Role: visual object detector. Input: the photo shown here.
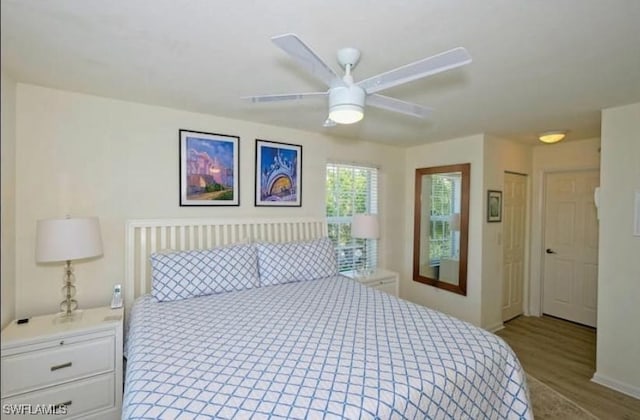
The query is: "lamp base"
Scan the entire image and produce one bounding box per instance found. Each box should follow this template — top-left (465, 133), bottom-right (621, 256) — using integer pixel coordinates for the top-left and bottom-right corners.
top-left (357, 268), bottom-right (374, 279)
top-left (53, 309), bottom-right (83, 324)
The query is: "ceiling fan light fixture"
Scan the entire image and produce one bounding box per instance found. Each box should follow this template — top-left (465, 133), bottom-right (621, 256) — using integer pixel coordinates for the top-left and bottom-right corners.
top-left (538, 130), bottom-right (567, 144)
top-left (247, 34), bottom-right (472, 127)
top-left (328, 85), bottom-right (365, 124)
top-left (329, 104), bottom-right (364, 124)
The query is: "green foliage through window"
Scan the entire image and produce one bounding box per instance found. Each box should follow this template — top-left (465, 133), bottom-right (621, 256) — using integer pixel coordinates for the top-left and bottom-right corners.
top-left (429, 174), bottom-right (459, 262)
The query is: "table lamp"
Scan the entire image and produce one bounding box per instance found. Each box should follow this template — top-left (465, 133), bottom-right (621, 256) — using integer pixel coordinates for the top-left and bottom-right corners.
top-left (36, 216), bottom-right (103, 322)
top-left (351, 213), bottom-right (379, 277)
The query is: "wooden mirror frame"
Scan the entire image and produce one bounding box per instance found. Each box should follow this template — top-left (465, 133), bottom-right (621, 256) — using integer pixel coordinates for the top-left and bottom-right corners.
top-left (413, 163), bottom-right (470, 295)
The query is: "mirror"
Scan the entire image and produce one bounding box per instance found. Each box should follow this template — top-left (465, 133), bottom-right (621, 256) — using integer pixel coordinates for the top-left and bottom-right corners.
top-left (413, 163), bottom-right (470, 295)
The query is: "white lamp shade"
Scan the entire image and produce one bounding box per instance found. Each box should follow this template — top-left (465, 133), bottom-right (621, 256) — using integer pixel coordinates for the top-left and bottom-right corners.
top-left (36, 217), bottom-right (103, 262)
top-left (351, 214), bottom-right (379, 239)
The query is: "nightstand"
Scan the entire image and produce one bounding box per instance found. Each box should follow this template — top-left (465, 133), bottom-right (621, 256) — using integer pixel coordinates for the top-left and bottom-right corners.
top-left (343, 268), bottom-right (400, 297)
top-left (1, 307), bottom-right (123, 419)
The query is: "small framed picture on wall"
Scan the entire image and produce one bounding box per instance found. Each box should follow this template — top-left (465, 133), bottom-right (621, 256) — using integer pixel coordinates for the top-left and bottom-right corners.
top-left (179, 129), bottom-right (240, 206)
top-left (487, 190), bottom-right (502, 222)
top-left (255, 139), bottom-right (302, 207)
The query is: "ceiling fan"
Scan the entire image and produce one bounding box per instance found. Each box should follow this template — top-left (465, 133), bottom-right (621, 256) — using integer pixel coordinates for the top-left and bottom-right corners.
top-left (244, 34), bottom-right (472, 127)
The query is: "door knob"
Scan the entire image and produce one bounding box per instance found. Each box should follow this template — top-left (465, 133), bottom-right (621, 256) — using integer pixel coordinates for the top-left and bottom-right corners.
top-left (546, 248), bottom-right (557, 254)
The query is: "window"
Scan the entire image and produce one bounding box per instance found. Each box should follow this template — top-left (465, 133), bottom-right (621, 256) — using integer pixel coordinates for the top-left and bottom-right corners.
top-left (326, 163), bottom-right (378, 272)
top-left (429, 173), bottom-right (461, 263)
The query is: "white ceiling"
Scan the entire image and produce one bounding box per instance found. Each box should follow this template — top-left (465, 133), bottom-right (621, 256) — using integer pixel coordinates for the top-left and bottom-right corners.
top-left (2, 1), bottom-right (639, 146)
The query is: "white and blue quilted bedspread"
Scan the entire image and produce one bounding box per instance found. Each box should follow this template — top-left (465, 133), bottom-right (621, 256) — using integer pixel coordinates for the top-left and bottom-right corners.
top-left (123, 276), bottom-right (531, 419)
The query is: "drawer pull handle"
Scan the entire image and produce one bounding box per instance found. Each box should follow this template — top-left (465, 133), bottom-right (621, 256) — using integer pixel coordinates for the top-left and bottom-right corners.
top-left (50, 362), bottom-right (72, 371)
top-left (56, 400), bottom-right (72, 408)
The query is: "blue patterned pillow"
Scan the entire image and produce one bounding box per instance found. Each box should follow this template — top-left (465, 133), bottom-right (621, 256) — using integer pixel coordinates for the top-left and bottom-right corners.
top-left (257, 237), bottom-right (338, 286)
top-left (150, 243), bottom-right (259, 302)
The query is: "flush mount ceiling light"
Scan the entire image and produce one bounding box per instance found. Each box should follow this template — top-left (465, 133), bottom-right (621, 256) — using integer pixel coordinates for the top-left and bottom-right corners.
top-left (538, 131), bottom-right (567, 144)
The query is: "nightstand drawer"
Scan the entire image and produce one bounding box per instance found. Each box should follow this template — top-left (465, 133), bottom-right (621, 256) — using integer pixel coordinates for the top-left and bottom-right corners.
top-left (1, 372), bottom-right (115, 419)
top-left (1, 335), bottom-right (114, 397)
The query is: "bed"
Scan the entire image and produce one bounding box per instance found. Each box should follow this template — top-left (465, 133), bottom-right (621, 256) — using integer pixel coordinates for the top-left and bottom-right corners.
top-left (122, 218), bottom-right (531, 419)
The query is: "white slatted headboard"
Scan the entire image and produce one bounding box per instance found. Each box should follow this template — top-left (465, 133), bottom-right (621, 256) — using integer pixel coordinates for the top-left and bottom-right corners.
top-left (124, 217), bottom-right (327, 310)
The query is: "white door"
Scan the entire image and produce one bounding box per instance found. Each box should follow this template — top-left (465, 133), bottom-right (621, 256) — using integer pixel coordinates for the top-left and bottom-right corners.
top-left (542, 170), bottom-right (599, 327)
top-left (502, 173), bottom-right (527, 321)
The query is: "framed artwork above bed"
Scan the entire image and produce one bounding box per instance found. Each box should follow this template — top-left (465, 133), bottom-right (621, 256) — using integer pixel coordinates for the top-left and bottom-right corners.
top-left (179, 129), bottom-right (239, 206)
top-left (255, 139), bottom-right (302, 207)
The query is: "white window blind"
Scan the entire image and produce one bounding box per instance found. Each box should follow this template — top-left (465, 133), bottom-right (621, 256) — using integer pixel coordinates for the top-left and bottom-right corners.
top-left (326, 163), bottom-right (378, 272)
top-left (429, 174), bottom-right (460, 263)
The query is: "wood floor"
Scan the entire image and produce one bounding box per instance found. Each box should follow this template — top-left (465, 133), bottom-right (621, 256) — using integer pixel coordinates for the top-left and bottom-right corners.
top-left (496, 315), bottom-right (640, 420)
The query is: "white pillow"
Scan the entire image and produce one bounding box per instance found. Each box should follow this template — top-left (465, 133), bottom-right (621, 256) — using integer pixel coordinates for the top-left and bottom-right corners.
top-left (257, 237), bottom-right (338, 286)
top-left (150, 243), bottom-right (259, 302)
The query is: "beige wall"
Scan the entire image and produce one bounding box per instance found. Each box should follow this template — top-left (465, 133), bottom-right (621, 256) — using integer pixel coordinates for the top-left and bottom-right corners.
top-left (1, 71), bottom-right (17, 328)
top-left (594, 102), bottom-right (640, 398)
top-left (404, 134), bottom-right (484, 326)
top-left (481, 136), bottom-right (532, 330)
top-left (403, 134), bottom-right (532, 329)
top-left (13, 84), bottom-right (404, 318)
top-left (529, 137), bottom-right (601, 315)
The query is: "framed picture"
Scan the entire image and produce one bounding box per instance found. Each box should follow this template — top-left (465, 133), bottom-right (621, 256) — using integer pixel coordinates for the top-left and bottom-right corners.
top-left (255, 139), bottom-right (302, 207)
top-left (487, 190), bottom-right (502, 222)
top-left (179, 129), bottom-right (239, 206)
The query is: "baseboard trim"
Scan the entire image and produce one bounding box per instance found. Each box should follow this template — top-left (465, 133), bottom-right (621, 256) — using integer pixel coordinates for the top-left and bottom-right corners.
top-left (592, 372), bottom-right (640, 399)
top-left (485, 322), bottom-right (504, 333)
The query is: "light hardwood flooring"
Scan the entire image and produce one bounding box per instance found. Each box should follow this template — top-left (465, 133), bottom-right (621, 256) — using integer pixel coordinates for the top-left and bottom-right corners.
top-left (496, 315), bottom-right (640, 420)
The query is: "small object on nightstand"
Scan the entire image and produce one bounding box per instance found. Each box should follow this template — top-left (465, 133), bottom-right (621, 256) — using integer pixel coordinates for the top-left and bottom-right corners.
top-left (110, 284), bottom-right (123, 309)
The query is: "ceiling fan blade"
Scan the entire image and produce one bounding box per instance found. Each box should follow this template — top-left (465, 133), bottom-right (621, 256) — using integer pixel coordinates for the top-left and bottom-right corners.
top-left (358, 47), bottom-right (472, 95)
top-left (367, 94), bottom-right (433, 119)
top-left (242, 92), bottom-right (327, 103)
top-left (271, 33), bottom-right (341, 87)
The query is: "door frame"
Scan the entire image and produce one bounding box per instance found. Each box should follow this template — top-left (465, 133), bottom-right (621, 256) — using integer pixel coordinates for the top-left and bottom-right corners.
top-left (530, 167), bottom-right (600, 317)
